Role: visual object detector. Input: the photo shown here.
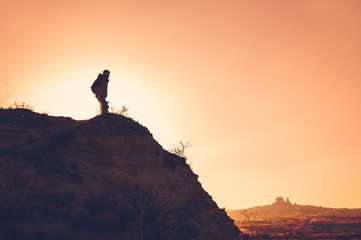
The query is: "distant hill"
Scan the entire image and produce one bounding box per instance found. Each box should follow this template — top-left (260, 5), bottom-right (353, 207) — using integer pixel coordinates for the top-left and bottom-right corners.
top-left (227, 197), bottom-right (361, 239)
top-left (0, 109), bottom-right (240, 240)
top-left (227, 197), bottom-right (361, 220)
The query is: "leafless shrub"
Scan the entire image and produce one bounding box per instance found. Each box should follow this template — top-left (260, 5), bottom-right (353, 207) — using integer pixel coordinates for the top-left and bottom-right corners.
top-left (109, 105), bottom-right (129, 116)
top-left (125, 185), bottom-right (159, 240)
top-left (9, 102), bottom-right (35, 111)
top-left (169, 140), bottom-right (192, 166)
top-left (241, 210), bottom-right (259, 239)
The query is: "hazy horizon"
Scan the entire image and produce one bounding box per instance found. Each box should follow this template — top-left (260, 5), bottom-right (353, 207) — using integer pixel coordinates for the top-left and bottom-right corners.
top-left (1, 0), bottom-right (360, 209)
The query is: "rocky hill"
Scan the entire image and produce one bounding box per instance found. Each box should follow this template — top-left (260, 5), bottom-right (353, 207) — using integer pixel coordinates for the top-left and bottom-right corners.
top-left (227, 197), bottom-right (361, 220)
top-left (0, 108), bottom-right (240, 240)
top-left (227, 197), bottom-right (361, 239)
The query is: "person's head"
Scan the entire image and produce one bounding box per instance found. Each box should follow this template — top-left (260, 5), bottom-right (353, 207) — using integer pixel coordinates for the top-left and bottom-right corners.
top-left (103, 70), bottom-right (110, 77)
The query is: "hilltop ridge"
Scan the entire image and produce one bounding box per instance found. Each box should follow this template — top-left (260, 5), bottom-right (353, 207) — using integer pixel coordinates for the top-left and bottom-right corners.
top-left (227, 197), bottom-right (361, 239)
top-left (0, 108), bottom-right (240, 240)
top-left (227, 197), bottom-right (361, 220)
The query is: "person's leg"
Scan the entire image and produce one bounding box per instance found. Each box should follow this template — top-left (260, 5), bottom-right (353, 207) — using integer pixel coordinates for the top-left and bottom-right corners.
top-left (96, 95), bottom-right (102, 114)
top-left (100, 97), bottom-right (109, 114)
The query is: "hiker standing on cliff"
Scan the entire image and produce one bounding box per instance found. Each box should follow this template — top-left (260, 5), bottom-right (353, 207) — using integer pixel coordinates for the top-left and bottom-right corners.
top-left (91, 70), bottom-right (110, 115)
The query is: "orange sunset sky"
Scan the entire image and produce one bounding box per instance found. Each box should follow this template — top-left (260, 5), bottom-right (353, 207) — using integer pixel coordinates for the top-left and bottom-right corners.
top-left (1, 0), bottom-right (361, 209)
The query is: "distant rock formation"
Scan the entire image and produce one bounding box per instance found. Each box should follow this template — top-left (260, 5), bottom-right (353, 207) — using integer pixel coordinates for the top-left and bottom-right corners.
top-left (275, 197), bottom-right (285, 204)
top-left (0, 109), bottom-right (240, 240)
top-left (274, 197), bottom-right (292, 206)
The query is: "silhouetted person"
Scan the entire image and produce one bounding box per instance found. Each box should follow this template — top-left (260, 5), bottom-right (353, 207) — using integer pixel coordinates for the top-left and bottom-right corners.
top-left (91, 70), bottom-right (110, 114)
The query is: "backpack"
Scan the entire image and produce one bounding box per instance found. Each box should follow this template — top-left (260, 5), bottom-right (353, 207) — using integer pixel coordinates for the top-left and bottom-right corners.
top-left (91, 74), bottom-right (102, 94)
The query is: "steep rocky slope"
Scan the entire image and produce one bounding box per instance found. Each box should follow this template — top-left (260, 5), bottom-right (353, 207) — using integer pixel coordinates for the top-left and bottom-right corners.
top-left (0, 109), bottom-right (240, 240)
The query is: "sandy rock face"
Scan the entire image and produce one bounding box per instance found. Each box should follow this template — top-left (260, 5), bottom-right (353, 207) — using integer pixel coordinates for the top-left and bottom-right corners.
top-left (0, 109), bottom-right (240, 240)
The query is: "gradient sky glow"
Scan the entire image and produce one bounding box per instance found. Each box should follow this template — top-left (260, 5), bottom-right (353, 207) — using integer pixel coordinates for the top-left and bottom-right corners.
top-left (1, 0), bottom-right (361, 209)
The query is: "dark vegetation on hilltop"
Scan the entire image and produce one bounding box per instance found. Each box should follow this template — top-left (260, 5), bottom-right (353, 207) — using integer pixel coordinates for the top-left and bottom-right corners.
top-left (0, 108), bottom-right (240, 240)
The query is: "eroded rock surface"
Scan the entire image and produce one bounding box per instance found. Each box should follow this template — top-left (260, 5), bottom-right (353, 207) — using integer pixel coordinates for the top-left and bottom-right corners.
top-left (0, 109), bottom-right (240, 240)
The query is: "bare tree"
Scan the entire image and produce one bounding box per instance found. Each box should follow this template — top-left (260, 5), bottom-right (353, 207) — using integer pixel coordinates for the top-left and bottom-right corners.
top-left (169, 140), bottom-right (192, 166)
top-left (125, 185), bottom-right (159, 240)
top-left (241, 210), bottom-right (259, 239)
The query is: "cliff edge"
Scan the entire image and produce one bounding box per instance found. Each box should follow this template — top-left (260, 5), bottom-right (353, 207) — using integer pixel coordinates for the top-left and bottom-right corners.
top-left (0, 109), bottom-right (240, 240)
